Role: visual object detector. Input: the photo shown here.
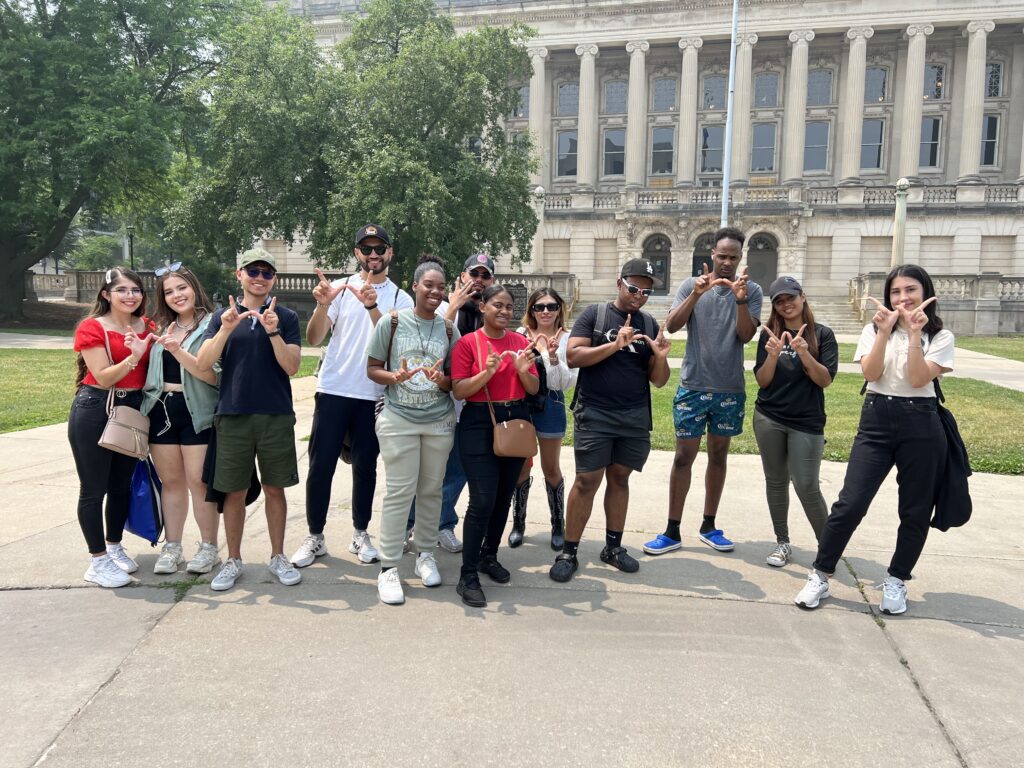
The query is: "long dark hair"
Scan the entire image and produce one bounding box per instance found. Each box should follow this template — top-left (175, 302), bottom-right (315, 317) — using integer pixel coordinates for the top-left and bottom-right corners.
top-left (153, 265), bottom-right (214, 334)
top-left (882, 264), bottom-right (944, 336)
top-left (521, 287), bottom-right (565, 332)
top-left (767, 289), bottom-right (819, 358)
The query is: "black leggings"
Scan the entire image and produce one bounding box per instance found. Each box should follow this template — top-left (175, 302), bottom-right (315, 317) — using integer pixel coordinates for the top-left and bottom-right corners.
top-left (68, 386), bottom-right (144, 554)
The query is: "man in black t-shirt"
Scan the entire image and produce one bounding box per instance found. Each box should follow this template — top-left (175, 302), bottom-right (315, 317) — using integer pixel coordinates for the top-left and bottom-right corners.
top-left (548, 259), bottom-right (671, 583)
top-left (197, 248), bottom-right (303, 592)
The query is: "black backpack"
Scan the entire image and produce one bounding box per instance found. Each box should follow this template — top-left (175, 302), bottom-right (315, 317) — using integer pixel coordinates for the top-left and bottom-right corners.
top-left (930, 378), bottom-right (973, 531)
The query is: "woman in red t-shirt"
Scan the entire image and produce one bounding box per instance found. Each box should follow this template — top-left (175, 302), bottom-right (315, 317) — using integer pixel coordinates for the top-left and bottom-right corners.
top-left (70, 267), bottom-right (154, 588)
top-left (450, 284), bottom-right (539, 608)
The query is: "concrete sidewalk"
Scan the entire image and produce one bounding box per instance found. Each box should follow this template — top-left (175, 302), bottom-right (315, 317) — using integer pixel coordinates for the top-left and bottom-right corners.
top-left (2, 376), bottom-right (1022, 767)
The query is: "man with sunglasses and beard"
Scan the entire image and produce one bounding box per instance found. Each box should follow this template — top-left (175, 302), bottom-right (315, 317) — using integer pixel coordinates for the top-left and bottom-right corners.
top-left (643, 226), bottom-right (763, 558)
top-left (291, 225), bottom-right (413, 570)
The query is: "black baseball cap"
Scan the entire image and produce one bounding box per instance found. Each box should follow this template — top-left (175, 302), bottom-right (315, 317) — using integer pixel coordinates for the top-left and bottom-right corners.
top-left (620, 258), bottom-right (663, 289)
top-left (354, 224), bottom-right (391, 246)
top-left (463, 253), bottom-right (495, 276)
top-left (769, 276), bottom-right (803, 301)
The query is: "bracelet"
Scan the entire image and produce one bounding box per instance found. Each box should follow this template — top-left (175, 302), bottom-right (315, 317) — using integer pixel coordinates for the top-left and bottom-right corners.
top-left (735, 299), bottom-right (748, 305)
top-left (267, 329), bottom-right (281, 338)
top-left (365, 303), bottom-right (378, 311)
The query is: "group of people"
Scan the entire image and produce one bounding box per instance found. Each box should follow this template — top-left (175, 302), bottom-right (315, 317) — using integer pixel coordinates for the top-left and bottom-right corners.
top-left (69, 224), bottom-right (954, 616)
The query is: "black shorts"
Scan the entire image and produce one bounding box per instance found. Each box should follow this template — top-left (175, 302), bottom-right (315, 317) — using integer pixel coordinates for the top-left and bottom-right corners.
top-left (573, 404), bottom-right (651, 474)
top-left (149, 391), bottom-right (211, 446)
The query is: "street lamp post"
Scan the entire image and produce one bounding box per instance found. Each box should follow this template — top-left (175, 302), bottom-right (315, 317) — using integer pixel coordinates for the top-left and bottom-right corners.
top-left (126, 225), bottom-right (135, 270)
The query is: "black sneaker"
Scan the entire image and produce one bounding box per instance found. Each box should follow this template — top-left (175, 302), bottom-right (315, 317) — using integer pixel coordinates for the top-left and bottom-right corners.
top-left (457, 576), bottom-right (487, 607)
top-left (599, 546), bottom-right (639, 573)
top-left (477, 554), bottom-right (511, 584)
top-left (549, 552), bottom-right (579, 583)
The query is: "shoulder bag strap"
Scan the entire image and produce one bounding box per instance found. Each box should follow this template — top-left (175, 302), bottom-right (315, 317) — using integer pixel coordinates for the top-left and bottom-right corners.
top-left (474, 331), bottom-right (499, 428)
top-left (383, 310), bottom-right (399, 371)
top-left (101, 328), bottom-right (116, 415)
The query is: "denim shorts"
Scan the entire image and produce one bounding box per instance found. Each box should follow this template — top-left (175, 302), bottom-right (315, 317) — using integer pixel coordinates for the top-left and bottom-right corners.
top-left (673, 386), bottom-right (746, 439)
top-left (531, 390), bottom-right (567, 439)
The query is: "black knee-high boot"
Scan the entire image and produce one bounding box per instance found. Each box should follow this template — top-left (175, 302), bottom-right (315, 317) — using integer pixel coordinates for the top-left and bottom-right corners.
top-left (546, 479), bottom-right (565, 551)
top-left (507, 477), bottom-right (532, 548)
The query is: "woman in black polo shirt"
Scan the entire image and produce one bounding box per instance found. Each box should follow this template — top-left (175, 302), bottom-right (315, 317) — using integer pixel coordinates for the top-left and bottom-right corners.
top-left (752, 277), bottom-right (838, 568)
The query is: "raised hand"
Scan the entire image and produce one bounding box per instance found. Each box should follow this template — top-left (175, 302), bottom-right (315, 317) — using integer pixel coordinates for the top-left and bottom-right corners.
top-left (220, 295), bottom-right (253, 332)
top-left (123, 326), bottom-right (154, 360)
top-left (514, 345), bottom-right (537, 374)
top-left (762, 326), bottom-right (784, 358)
top-left (258, 296), bottom-right (279, 334)
top-left (392, 357), bottom-right (414, 384)
top-left (901, 296), bottom-right (936, 334)
top-left (485, 342), bottom-right (501, 375)
top-left (532, 334), bottom-right (551, 360)
top-left (159, 321), bottom-right (181, 354)
top-left (347, 280), bottom-right (379, 309)
top-left (713, 266), bottom-right (749, 300)
top-left (693, 263), bottom-right (714, 296)
top-left (312, 268), bottom-right (344, 306)
top-left (867, 296), bottom-right (899, 332)
top-left (422, 359), bottom-right (444, 383)
top-left (614, 314), bottom-right (637, 350)
top-left (448, 278), bottom-right (475, 310)
top-left (649, 327), bottom-right (671, 359)
top-left (789, 324), bottom-right (809, 356)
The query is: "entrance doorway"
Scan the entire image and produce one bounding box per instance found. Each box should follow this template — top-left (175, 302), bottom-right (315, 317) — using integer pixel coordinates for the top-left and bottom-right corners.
top-left (692, 232), bottom-right (716, 276)
top-left (642, 234), bottom-right (672, 296)
top-left (747, 233), bottom-right (779, 288)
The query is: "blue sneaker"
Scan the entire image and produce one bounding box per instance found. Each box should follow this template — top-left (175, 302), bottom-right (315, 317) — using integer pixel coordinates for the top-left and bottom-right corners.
top-left (699, 529), bottom-right (734, 552)
top-left (642, 534), bottom-right (682, 555)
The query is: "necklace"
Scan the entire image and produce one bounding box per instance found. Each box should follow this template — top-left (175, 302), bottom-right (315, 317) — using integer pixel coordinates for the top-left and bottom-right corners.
top-left (415, 314), bottom-right (437, 355)
top-left (176, 315), bottom-right (198, 333)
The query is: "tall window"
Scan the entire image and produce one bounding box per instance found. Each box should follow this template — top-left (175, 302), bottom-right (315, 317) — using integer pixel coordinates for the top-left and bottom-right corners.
top-left (557, 83), bottom-right (579, 116)
top-left (651, 127), bottom-right (674, 174)
top-left (701, 125), bottom-right (725, 172)
top-left (703, 75), bottom-right (727, 109)
top-left (804, 121), bottom-right (830, 171)
top-left (981, 115), bottom-right (999, 166)
top-left (864, 67), bottom-right (888, 102)
top-left (556, 130), bottom-right (578, 176)
top-left (604, 80), bottom-right (627, 114)
top-left (861, 118), bottom-right (885, 168)
top-left (652, 78), bottom-right (677, 111)
top-left (986, 62), bottom-right (1003, 97)
top-left (806, 69), bottom-right (833, 105)
top-left (924, 64), bottom-right (945, 100)
top-left (920, 117), bottom-right (941, 167)
top-left (754, 72), bottom-right (779, 107)
top-left (509, 85), bottom-right (529, 118)
top-left (603, 129), bottom-right (625, 175)
top-left (751, 123), bottom-right (776, 172)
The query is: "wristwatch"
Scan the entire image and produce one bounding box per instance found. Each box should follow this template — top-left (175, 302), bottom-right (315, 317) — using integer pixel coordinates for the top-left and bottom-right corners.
top-left (735, 298), bottom-right (748, 305)
top-left (365, 303), bottom-right (378, 311)
top-left (267, 329), bottom-right (282, 338)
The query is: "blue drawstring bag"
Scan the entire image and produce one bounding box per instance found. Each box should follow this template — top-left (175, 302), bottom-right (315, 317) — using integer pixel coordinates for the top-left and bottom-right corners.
top-left (126, 458), bottom-right (163, 546)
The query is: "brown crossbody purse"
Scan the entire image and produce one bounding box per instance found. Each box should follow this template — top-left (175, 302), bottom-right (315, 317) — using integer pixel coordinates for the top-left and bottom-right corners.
top-left (96, 329), bottom-right (150, 459)
top-left (474, 331), bottom-right (537, 459)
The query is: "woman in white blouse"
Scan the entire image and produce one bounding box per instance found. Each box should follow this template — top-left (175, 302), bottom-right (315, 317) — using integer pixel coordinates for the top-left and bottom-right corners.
top-left (795, 265), bottom-right (954, 616)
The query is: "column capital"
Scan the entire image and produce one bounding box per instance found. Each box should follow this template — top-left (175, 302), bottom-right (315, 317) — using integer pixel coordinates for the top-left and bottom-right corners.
top-left (789, 30), bottom-right (815, 44)
top-left (527, 46), bottom-right (548, 60)
top-left (964, 20), bottom-right (995, 36)
top-left (737, 32), bottom-right (758, 47)
top-left (575, 43), bottom-right (599, 58)
top-left (678, 36), bottom-right (703, 51)
top-left (626, 40), bottom-right (650, 55)
top-left (846, 26), bottom-right (874, 41)
top-left (905, 23), bottom-right (934, 39)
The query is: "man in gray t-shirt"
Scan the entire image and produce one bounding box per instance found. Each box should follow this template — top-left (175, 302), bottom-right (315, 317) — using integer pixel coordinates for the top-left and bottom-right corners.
top-left (643, 227), bottom-right (763, 557)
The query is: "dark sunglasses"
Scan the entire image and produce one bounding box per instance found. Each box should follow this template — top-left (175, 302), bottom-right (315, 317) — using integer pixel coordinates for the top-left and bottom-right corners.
top-left (245, 267), bottom-right (276, 280)
top-left (468, 269), bottom-right (492, 279)
top-left (358, 244), bottom-right (388, 256)
top-left (531, 302), bottom-right (560, 313)
top-left (155, 261), bottom-right (183, 277)
top-left (622, 279), bottom-right (653, 297)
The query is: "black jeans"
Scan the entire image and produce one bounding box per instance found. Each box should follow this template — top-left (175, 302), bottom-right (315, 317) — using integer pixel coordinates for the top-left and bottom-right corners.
top-left (458, 402), bottom-right (527, 579)
top-left (813, 394), bottom-right (946, 581)
top-left (67, 386), bottom-right (144, 554)
top-left (305, 393), bottom-right (379, 533)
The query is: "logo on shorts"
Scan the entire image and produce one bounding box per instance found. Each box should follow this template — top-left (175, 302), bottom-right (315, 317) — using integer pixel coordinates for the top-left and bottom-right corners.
top-left (721, 397), bottom-right (736, 408)
top-left (700, 393), bottom-right (714, 401)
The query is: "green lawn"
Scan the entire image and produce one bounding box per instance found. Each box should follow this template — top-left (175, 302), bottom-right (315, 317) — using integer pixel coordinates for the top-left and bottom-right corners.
top-left (954, 336), bottom-right (1024, 363)
top-left (0, 350), bottom-right (77, 433)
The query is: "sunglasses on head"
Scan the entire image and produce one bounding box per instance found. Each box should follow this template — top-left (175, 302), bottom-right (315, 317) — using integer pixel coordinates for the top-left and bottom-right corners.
top-left (244, 267), bottom-right (276, 280)
top-left (622, 279), bottom-right (653, 297)
top-left (532, 302), bottom-right (560, 313)
top-left (155, 262), bottom-right (183, 277)
top-left (358, 244), bottom-right (388, 256)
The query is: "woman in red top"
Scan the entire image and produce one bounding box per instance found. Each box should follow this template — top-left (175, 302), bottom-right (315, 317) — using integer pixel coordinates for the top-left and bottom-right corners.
top-left (70, 267), bottom-right (154, 588)
top-left (450, 284), bottom-right (540, 607)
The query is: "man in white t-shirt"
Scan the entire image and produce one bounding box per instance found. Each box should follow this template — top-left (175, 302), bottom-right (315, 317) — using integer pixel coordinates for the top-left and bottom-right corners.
top-left (291, 224), bottom-right (413, 568)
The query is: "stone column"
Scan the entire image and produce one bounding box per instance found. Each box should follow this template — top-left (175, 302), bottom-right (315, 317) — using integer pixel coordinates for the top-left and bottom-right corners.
top-left (575, 44), bottom-right (600, 190)
top-left (624, 39), bottom-right (650, 188)
top-left (730, 33), bottom-right (758, 186)
top-left (676, 37), bottom-right (703, 187)
top-left (782, 30), bottom-right (814, 185)
top-left (838, 26), bottom-right (874, 185)
top-left (957, 21), bottom-right (996, 185)
top-left (897, 24), bottom-right (934, 182)
top-left (527, 47), bottom-right (548, 187)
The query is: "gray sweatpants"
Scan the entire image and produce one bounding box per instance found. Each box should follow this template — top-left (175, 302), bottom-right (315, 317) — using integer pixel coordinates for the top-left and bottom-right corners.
top-left (752, 410), bottom-right (829, 544)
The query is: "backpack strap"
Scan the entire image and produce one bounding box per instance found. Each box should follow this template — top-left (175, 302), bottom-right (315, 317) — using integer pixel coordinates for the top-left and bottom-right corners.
top-left (593, 302), bottom-right (610, 347)
top-left (383, 310), bottom-right (399, 371)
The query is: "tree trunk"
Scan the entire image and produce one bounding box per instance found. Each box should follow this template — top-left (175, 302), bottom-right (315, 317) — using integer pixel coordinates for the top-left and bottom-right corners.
top-left (0, 255), bottom-right (28, 321)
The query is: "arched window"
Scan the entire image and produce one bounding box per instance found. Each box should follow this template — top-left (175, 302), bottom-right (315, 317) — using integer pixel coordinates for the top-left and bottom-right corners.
top-left (643, 234), bottom-right (672, 295)
top-left (692, 232), bottom-right (716, 275)
top-left (747, 233), bottom-right (779, 288)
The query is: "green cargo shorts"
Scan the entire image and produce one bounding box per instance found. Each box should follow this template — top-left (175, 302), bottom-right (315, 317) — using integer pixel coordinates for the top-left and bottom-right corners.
top-left (213, 414), bottom-right (299, 492)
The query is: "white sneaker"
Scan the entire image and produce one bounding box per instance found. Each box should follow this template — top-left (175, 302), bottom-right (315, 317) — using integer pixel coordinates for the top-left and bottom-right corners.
top-left (349, 530), bottom-right (379, 564)
top-left (794, 570), bottom-right (831, 609)
top-left (269, 554), bottom-right (302, 586)
top-left (437, 528), bottom-right (463, 553)
top-left (106, 542), bottom-right (138, 573)
top-left (414, 552), bottom-right (442, 587)
top-left (766, 542), bottom-right (792, 568)
top-left (292, 534), bottom-right (328, 568)
top-left (84, 555), bottom-right (132, 588)
top-left (153, 542), bottom-right (185, 574)
top-left (186, 542), bottom-right (221, 574)
top-left (880, 576), bottom-right (908, 615)
top-left (211, 558), bottom-right (242, 591)
top-left (377, 568), bottom-right (405, 605)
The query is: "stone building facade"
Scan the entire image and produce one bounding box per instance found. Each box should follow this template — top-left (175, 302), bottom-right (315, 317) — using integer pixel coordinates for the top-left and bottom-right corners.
top-left (270, 0), bottom-right (1024, 333)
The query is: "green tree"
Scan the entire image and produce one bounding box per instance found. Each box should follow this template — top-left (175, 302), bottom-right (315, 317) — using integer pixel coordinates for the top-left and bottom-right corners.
top-left (177, 0), bottom-right (537, 280)
top-left (0, 0), bottom-right (258, 320)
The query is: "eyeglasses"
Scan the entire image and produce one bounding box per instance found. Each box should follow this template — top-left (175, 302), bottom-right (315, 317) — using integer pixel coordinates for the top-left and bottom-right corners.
top-left (244, 267), bottom-right (276, 280)
top-left (622, 279), bottom-right (653, 297)
top-left (111, 287), bottom-right (143, 296)
top-left (468, 270), bottom-right (492, 279)
top-left (531, 302), bottom-right (560, 313)
top-left (358, 244), bottom-right (388, 256)
top-left (155, 262), bottom-right (183, 277)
